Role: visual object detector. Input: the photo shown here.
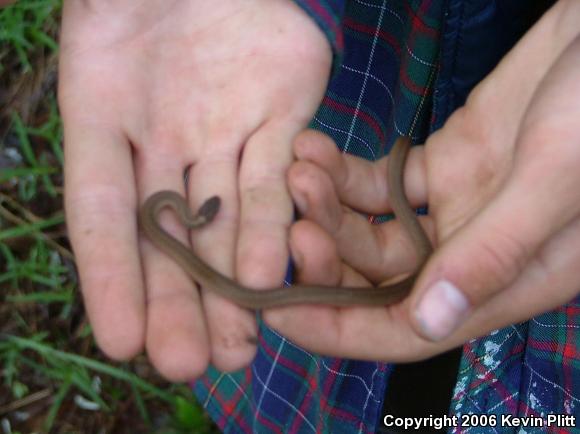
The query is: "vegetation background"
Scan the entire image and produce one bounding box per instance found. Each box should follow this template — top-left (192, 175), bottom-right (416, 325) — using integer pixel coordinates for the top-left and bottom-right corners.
top-left (1, 1), bottom-right (220, 432)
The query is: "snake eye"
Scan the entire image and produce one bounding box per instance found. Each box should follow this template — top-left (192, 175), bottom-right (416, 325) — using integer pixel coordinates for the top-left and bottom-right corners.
top-left (197, 196), bottom-right (221, 221)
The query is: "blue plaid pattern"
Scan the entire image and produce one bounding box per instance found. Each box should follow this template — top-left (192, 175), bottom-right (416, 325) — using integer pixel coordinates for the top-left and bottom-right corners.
top-left (194, 1), bottom-right (580, 433)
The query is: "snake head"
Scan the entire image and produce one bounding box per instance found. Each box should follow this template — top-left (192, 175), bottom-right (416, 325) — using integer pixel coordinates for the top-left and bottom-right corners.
top-left (197, 196), bottom-right (221, 222)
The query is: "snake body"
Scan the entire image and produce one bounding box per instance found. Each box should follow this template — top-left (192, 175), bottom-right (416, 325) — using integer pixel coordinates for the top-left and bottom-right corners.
top-left (139, 137), bottom-right (432, 308)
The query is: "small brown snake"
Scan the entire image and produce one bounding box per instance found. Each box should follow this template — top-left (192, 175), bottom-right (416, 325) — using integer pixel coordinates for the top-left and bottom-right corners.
top-left (139, 137), bottom-right (432, 308)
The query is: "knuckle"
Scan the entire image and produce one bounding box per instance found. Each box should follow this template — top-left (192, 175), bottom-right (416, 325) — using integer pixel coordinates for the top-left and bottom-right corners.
top-left (472, 225), bottom-right (530, 293)
top-left (445, 103), bottom-right (494, 147)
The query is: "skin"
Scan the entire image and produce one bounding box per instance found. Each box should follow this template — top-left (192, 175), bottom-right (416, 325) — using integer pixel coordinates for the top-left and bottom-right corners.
top-left (49, 0), bottom-right (579, 379)
top-left (58, 0), bottom-right (331, 381)
top-left (267, 0), bottom-right (580, 361)
top-left (139, 138), bottom-right (432, 311)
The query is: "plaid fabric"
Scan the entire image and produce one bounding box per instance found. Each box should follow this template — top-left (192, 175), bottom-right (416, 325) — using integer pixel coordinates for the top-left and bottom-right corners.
top-left (451, 304), bottom-right (580, 434)
top-left (194, 1), bottom-right (580, 433)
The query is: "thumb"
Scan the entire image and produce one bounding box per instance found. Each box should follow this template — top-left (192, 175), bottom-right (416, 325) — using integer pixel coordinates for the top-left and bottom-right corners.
top-left (410, 37), bottom-right (580, 342)
top-left (411, 144), bottom-right (580, 342)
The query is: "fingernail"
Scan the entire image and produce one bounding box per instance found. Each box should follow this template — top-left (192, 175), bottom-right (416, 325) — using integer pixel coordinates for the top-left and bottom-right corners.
top-left (415, 280), bottom-right (470, 341)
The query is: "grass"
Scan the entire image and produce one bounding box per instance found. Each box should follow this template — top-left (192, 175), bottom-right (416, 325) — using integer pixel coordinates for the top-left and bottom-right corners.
top-left (1, 1), bottom-right (220, 433)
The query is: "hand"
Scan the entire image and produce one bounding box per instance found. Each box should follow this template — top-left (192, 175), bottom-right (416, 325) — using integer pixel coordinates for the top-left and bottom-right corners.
top-left (265, 0), bottom-right (580, 361)
top-left (59, 0), bottom-right (331, 380)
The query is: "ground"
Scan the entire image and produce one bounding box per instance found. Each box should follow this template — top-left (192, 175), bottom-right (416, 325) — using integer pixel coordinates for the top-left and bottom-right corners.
top-left (0, 2), bottom-right (220, 432)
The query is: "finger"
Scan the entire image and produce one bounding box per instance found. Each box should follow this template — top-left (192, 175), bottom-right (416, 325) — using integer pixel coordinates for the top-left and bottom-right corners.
top-left (292, 130), bottom-right (428, 214)
top-left (237, 119), bottom-right (296, 290)
top-left (411, 35), bottom-right (580, 342)
top-left (268, 209), bottom-right (451, 361)
top-left (265, 253), bottom-right (448, 361)
top-left (269, 217), bottom-right (443, 361)
top-left (136, 149), bottom-right (211, 381)
top-left (457, 1), bottom-right (580, 146)
top-left (64, 126), bottom-right (145, 361)
top-left (453, 217), bottom-right (580, 345)
top-left (187, 139), bottom-right (258, 372)
top-left (265, 220), bottom-right (373, 356)
top-left (288, 159), bottom-right (435, 282)
top-left (266, 217), bottom-right (580, 362)
top-left (411, 153), bottom-right (580, 342)
top-left (288, 219), bottom-right (343, 287)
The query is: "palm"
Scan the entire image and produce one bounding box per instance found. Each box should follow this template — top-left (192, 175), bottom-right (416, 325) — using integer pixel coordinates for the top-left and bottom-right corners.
top-left (59, 0), bottom-right (332, 380)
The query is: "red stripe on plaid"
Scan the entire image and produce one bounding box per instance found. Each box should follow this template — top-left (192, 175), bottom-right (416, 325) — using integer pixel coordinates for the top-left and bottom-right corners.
top-left (343, 17), bottom-right (402, 55)
top-left (319, 392), bottom-right (363, 423)
top-left (562, 304), bottom-right (580, 316)
top-left (258, 333), bottom-right (312, 378)
top-left (563, 304), bottom-right (578, 426)
top-left (255, 410), bottom-right (286, 434)
top-left (399, 51), bottom-right (432, 95)
top-left (199, 371), bottom-right (255, 433)
top-left (301, 0), bottom-right (344, 50)
top-left (400, 0), bottom-right (440, 96)
top-left (323, 95), bottom-right (385, 143)
top-left (316, 359), bottom-right (375, 431)
top-left (527, 334), bottom-right (579, 360)
top-left (458, 343), bottom-right (524, 414)
top-left (403, 0), bottom-right (438, 38)
top-left (289, 372), bottom-right (319, 433)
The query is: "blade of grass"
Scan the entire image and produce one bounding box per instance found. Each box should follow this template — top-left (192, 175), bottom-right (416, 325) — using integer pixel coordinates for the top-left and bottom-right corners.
top-left (10, 112), bottom-right (58, 197)
top-left (11, 111), bottom-right (38, 166)
top-left (0, 212), bottom-right (64, 241)
top-left (0, 193), bottom-right (73, 260)
top-left (43, 377), bottom-right (71, 432)
top-left (68, 371), bottom-right (109, 412)
top-left (18, 357), bottom-right (107, 412)
top-left (7, 288), bottom-right (73, 304)
top-left (5, 335), bottom-right (176, 404)
top-left (30, 98), bottom-right (63, 165)
top-left (131, 382), bottom-right (152, 426)
top-left (29, 27), bottom-right (58, 51)
top-left (0, 166), bottom-right (58, 182)
top-left (39, 152), bottom-right (57, 196)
